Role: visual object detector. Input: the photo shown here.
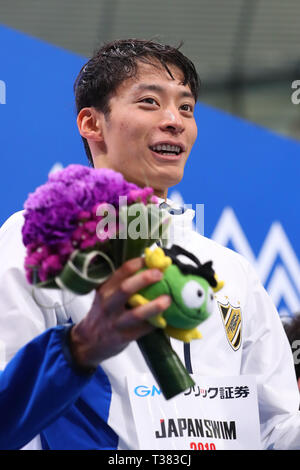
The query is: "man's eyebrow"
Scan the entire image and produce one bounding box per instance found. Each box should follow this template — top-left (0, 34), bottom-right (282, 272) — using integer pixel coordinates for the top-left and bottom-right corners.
top-left (133, 83), bottom-right (194, 100)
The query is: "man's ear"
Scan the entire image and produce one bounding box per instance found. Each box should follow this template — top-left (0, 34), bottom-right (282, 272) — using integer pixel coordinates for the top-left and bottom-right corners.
top-left (77, 107), bottom-right (104, 143)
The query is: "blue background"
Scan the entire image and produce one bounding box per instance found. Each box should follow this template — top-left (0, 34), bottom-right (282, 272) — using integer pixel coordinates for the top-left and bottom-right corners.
top-left (1, 24), bottom-right (299, 317)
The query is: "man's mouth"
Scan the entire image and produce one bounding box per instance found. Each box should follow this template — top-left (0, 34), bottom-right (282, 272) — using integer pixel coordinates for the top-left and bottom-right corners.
top-left (149, 143), bottom-right (184, 158)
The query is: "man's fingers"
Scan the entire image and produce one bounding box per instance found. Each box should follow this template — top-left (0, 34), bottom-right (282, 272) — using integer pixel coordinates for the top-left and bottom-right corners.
top-left (101, 257), bottom-right (145, 289)
top-left (104, 267), bottom-right (164, 312)
top-left (97, 257), bottom-right (145, 301)
top-left (121, 268), bottom-right (163, 298)
top-left (115, 294), bottom-right (171, 329)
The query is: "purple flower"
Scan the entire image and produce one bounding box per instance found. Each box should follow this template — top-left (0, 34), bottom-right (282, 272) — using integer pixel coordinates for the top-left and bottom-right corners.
top-left (22, 165), bottom-right (140, 247)
top-left (22, 164), bottom-right (156, 283)
top-left (128, 187), bottom-right (158, 205)
top-left (24, 241), bottom-right (73, 283)
top-left (39, 255), bottom-right (63, 282)
top-left (80, 235), bottom-right (100, 250)
top-left (78, 210), bottom-right (92, 222)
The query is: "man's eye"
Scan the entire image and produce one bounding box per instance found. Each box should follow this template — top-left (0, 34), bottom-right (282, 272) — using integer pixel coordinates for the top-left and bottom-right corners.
top-left (140, 98), bottom-right (158, 105)
top-left (181, 104), bottom-right (193, 112)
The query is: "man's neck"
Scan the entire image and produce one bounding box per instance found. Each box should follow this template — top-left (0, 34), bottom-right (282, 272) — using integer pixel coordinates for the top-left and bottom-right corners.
top-left (154, 189), bottom-right (168, 201)
top-left (92, 157), bottom-right (169, 200)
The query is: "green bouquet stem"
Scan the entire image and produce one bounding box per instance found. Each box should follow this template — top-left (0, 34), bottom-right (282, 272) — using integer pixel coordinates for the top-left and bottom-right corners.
top-left (137, 328), bottom-right (195, 400)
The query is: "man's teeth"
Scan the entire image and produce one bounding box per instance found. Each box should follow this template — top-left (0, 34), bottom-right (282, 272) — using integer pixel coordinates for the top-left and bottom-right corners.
top-left (151, 144), bottom-right (181, 154)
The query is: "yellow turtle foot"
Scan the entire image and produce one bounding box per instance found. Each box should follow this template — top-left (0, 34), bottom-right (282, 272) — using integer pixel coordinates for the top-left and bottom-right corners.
top-left (148, 314), bottom-right (167, 329)
top-left (144, 247), bottom-right (172, 272)
top-left (165, 325), bottom-right (202, 343)
top-left (128, 294), bottom-right (167, 328)
top-left (128, 293), bottom-right (149, 307)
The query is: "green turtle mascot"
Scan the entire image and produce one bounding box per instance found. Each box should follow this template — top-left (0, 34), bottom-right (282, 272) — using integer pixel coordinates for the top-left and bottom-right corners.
top-left (129, 244), bottom-right (224, 342)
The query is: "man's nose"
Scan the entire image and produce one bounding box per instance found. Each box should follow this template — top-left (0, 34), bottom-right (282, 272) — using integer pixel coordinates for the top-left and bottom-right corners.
top-left (159, 108), bottom-right (184, 134)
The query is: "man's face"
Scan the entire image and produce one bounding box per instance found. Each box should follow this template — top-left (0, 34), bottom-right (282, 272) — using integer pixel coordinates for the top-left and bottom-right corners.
top-left (93, 61), bottom-right (198, 198)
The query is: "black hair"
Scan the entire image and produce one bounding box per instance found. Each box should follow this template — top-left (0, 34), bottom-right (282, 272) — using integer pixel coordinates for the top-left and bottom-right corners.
top-left (163, 245), bottom-right (217, 288)
top-left (74, 38), bottom-right (201, 165)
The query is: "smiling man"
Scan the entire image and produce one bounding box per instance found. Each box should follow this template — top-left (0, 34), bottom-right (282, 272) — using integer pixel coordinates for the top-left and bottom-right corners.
top-left (0, 39), bottom-right (300, 451)
top-left (78, 63), bottom-right (197, 197)
top-left (75, 45), bottom-right (199, 198)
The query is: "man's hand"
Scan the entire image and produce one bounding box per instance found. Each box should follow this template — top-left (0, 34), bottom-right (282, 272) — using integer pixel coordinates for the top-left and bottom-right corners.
top-left (70, 257), bottom-right (171, 369)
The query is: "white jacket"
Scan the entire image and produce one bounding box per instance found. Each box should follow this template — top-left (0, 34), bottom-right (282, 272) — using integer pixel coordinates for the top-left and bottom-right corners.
top-left (0, 207), bottom-right (299, 450)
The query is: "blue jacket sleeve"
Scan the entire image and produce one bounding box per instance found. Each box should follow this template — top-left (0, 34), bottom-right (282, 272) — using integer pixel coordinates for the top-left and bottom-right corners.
top-left (0, 325), bottom-right (95, 450)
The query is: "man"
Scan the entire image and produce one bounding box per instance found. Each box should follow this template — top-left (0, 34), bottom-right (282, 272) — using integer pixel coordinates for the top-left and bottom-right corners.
top-left (0, 39), bottom-right (299, 450)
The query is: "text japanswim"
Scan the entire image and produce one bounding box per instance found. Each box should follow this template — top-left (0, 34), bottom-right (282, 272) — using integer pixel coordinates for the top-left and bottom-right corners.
top-left (155, 418), bottom-right (237, 440)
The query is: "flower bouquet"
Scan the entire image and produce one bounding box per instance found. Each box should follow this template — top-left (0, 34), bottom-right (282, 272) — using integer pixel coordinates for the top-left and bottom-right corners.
top-left (22, 164), bottom-right (195, 399)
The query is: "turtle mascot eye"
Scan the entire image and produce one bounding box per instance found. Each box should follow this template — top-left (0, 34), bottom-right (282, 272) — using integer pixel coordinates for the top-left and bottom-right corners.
top-left (128, 245), bottom-right (224, 342)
